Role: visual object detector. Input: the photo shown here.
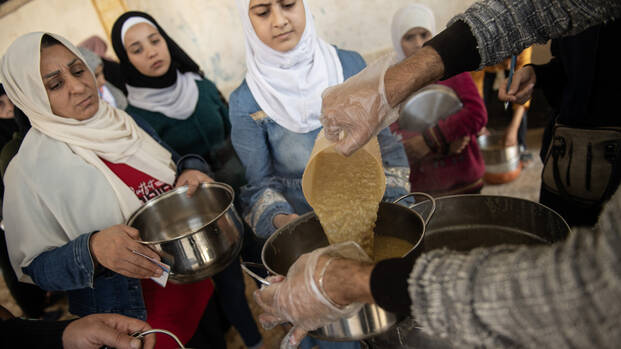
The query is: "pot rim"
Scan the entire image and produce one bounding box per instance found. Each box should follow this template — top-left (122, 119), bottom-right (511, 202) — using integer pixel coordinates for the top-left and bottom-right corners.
top-left (127, 182), bottom-right (235, 245)
top-left (411, 194), bottom-right (571, 233)
top-left (260, 201), bottom-right (427, 277)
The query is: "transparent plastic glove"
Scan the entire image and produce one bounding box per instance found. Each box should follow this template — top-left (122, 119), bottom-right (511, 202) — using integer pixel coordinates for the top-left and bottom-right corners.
top-left (253, 242), bottom-right (372, 348)
top-left (321, 54), bottom-right (399, 156)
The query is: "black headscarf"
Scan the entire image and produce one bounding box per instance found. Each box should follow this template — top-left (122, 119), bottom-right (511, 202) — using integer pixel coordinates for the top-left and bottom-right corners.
top-left (111, 11), bottom-right (203, 89)
top-left (0, 84), bottom-right (19, 148)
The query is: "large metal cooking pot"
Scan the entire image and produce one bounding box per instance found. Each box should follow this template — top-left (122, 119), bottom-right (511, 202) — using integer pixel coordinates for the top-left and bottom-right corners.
top-left (242, 193), bottom-right (434, 342)
top-left (398, 84), bottom-right (463, 132)
top-left (127, 182), bottom-right (243, 284)
top-left (368, 195), bottom-right (570, 348)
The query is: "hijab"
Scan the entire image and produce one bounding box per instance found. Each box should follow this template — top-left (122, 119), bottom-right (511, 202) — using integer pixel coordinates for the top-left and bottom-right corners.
top-left (0, 32), bottom-right (176, 218)
top-left (77, 47), bottom-right (128, 109)
top-left (111, 11), bottom-right (202, 120)
top-left (236, 0), bottom-right (343, 133)
top-left (391, 4), bottom-right (436, 60)
top-left (78, 35), bottom-right (110, 59)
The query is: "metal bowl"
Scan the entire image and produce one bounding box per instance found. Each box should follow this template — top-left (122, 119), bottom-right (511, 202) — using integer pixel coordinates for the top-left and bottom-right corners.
top-left (398, 84), bottom-right (463, 132)
top-left (477, 134), bottom-right (520, 173)
top-left (127, 182), bottom-right (243, 284)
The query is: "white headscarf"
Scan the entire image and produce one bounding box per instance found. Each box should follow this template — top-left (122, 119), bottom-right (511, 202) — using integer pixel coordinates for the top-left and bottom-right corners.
top-left (0, 32), bottom-right (176, 218)
top-left (236, 0), bottom-right (343, 133)
top-left (391, 4), bottom-right (436, 60)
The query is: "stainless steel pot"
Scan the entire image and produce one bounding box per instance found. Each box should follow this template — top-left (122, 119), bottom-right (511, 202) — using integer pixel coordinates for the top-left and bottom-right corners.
top-left (127, 182), bottom-right (243, 284)
top-left (398, 84), bottom-right (463, 132)
top-left (477, 134), bottom-right (521, 173)
top-left (368, 195), bottom-right (570, 348)
top-left (242, 193), bottom-right (435, 342)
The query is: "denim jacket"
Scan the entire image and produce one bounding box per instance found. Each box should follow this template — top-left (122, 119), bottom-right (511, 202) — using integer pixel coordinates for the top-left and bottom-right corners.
top-left (229, 48), bottom-right (411, 238)
top-left (21, 116), bottom-right (209, 320)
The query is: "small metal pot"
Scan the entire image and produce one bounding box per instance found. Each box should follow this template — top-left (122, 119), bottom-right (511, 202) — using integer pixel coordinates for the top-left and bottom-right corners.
top-left (398, 84), bottom-right (463, 132)
top-left (127, 182), bottom-right (243, 284)
top-left (477, 134), bottom-right (521, 173)
top-left (242, 193), bottom-right (435, 341)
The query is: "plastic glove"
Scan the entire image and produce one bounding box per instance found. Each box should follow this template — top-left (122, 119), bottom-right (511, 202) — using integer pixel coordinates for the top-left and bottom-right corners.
top-left (321, 54), bottom-right (399, 156)
top-left (253, 242), bottom-right (372, 348)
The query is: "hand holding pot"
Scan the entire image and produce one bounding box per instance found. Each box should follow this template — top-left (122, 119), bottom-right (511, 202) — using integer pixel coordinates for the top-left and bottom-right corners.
top-left (63, 313), bottom-right (155, 349)
top-left (89, 224), bottom-right (163, 279)
top-left (254, 242), bottom-right (371, 348)
top-left (175, 169), bottom-right (214, 197)
top-left (320, 54), bottom-right (399, 157)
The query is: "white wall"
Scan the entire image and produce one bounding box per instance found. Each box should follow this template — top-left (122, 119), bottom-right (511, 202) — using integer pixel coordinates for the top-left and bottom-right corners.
top-left (125, 0), bottom-right (477, 96)
top-left (0, 0), bottom-right (477, 96)
top-left (0, 0), bottom-right (108, 57)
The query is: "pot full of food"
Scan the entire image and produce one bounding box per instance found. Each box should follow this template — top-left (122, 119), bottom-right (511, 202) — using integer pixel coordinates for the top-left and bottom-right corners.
top-left (127, 182), bottom-right (243, 284)
top-left (242, 193), bottom-right (432, 342)
top-left (242, 130), bottom-right (436, 341)
top-left (367, 194), bottom-right (570, 348)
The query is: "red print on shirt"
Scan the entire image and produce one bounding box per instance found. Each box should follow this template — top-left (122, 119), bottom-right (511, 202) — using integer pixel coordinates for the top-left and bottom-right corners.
top-left (101, 158), bottom-right (173, 203)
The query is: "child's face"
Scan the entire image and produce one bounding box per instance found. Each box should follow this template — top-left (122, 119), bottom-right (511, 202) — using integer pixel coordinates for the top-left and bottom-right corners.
top-left (401, 27), bottom-right (432, 57)
top-left (249, 0), bottom-right (306, 53)
top-left (124, 23), bottom-right (172, 78)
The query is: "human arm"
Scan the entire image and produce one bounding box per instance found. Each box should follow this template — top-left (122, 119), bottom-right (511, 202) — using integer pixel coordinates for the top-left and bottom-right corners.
top-left (255, 187), bottom-right (621, 348)
top-left (228, 86), bottom-right (296, 238)
top-left (0, 313), bottom-right (155, 349)
top-left (322, 0), bottom-right (621, 156)
top-left (24, 224), bottom-right (163, 291)
top-left (62, 313), bottom-right (155, 349)
top-left (502, 105), bottom-right (526, 147)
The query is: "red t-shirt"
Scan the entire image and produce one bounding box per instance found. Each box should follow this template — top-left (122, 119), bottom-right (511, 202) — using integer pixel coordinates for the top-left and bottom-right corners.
top-left (102, 159), bottom-right (214, 348)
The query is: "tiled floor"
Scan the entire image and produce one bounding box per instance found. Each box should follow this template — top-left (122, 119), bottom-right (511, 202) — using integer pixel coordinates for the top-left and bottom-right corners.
top-left (0, 128), bottom-right (547, 348)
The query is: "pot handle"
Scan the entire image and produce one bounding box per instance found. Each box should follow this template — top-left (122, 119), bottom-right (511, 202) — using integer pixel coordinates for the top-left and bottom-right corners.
top-left (102, 329), bottom-right (185, 349)
top-left (393, 192), bottom-right (436, 226)
top-left (240, 262), bottom-right (271, 286)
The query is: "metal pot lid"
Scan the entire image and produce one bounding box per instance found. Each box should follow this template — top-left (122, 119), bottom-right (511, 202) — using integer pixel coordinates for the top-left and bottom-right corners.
top-left (398, 84), bottom-right (463, 132)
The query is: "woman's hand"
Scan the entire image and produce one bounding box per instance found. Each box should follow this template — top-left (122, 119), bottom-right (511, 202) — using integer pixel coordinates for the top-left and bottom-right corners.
top-left (89, 225), bottom-right (163, 279)
top-left (449, 136), bottom-right (470, 155)
top-left (273, 214), bottom-right (300, 229)
top-left (498, 66), bottom-right (536, 105)
top-left (175, 169), bottom-right (214, 197)
top-left (63, 313), bottom-right (155, 349)
top-left (404, 135), bottom-right (430, 160)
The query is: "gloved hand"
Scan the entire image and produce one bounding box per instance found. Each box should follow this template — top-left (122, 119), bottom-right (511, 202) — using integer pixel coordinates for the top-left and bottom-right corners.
top-left (253, 242), bottom-right (372, 348)
top-left (321, 54), bottom-right (399, 156)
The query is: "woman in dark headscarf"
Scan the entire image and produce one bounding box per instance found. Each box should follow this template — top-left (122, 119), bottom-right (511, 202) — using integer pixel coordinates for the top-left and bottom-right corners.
top-left (111, 12), bottom-right (264, 349)
top-left (0, 84), bottom-right (18, 148)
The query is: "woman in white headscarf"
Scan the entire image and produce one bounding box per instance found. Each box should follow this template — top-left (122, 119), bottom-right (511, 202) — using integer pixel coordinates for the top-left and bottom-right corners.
top-left (0, 32), bottom-right (215, 346)
top-left (229, 1), bottom-right (410, 347)
top-left (389, 4), bottom-right (488, 196)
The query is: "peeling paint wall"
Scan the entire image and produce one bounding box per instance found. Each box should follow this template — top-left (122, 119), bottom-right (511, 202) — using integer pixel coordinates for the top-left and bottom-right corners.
top-left (125, 0), bottom-right (478, 96)
top-left (1, 0), bottom-right (477, 97)
top-left (0, 0), bottom-right (108, 57)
